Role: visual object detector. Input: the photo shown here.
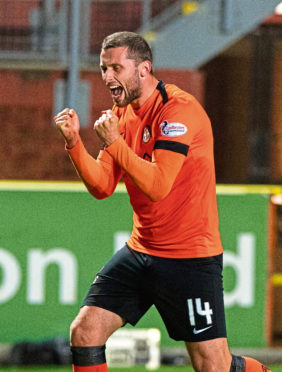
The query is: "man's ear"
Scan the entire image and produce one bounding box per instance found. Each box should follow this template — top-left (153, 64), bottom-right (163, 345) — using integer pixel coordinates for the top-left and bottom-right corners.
top-left (139, 60), bottom-right (152, 78)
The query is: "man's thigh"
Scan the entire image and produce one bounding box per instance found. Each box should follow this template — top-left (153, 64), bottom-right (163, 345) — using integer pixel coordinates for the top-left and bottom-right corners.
top-left (82, 245), bottom-right (153, 325)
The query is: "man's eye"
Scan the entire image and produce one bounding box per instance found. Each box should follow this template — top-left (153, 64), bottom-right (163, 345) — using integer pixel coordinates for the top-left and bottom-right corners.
top-left (101, 67), bottom-right (107, 73)
top-left (113, 66), bottom-right (120, 72)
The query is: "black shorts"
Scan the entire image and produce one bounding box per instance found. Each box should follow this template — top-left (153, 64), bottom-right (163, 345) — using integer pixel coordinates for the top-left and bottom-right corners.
top-left (83, 245), bottom-right (227, 342)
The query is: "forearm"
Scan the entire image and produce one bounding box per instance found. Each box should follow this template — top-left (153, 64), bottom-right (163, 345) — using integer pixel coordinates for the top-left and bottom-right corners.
top-left (105, 137), bottom-right (185, 201)
top-left (67, 139), bottom-right (120, 199)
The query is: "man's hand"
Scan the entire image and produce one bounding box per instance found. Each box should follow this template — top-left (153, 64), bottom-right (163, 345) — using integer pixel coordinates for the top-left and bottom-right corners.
top-left (54, 108), bottom-right (80, 148)
top-left (94, 110), bottom-right (119, 146)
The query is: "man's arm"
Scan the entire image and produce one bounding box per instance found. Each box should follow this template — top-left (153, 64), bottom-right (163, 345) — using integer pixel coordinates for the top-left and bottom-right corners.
top-left (94, 110), bottom-right (186, 202)
top-left (54, 108), bottom-right (121, 199)
top-left (106, 137), bottom-right (185, 201)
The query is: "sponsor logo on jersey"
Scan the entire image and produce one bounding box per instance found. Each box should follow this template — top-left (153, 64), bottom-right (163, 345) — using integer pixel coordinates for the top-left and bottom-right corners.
top-left (143, 126), bottom-right (151, 143)
top-left (160, 120), bottom-right (187, 137)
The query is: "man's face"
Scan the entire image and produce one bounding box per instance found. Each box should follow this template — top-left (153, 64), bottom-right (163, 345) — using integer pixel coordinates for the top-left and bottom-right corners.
top-left (100, 46), bottom-right (142, 107)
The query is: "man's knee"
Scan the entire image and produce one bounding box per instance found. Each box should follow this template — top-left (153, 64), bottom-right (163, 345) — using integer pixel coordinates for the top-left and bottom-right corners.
top-left (70, 316), bottom-right (93, 346)
top-left (70, 307), bottom-right (102, 346)
top-left (70, 305), bottom-right (124, 346)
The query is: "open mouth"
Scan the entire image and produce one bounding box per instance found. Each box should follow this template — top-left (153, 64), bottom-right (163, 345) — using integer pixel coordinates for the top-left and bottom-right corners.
top-left (109, 85), bottom-right (124, 100)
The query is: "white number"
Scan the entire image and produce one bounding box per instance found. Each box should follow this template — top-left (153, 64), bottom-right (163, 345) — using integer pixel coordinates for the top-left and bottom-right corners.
top-left (187, 298), bottom-right (213, 326)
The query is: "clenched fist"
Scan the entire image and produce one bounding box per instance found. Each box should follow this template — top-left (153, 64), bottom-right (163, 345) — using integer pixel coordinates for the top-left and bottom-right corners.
top-left (54, 108), bottom-right (80, 148)
top-left (94, 110), bottom-right (119, 146)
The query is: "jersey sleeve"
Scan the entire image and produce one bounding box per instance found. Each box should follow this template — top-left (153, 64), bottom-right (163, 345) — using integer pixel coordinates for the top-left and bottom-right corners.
top-left (67, 139), bottom-right (122, 199)
top-left (104, 97), bottom-right (207, 202)
top-left (105, 136), bottom-right (186, 202)
top-left (154, 96), bottom-right (207, 152)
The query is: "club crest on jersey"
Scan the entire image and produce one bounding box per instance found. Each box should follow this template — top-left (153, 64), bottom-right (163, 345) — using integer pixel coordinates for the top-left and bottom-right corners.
top-left (160, 121), bottom-right (187, 137)
top-left (143, 126), bottom-right (151, 143)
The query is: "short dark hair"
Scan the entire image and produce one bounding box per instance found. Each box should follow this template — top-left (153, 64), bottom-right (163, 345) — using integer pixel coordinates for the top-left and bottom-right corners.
top-left (101, 31), bottom-right (153, 67)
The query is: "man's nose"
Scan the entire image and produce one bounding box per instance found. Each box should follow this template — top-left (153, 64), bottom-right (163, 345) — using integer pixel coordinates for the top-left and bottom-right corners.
top-left (103, 69), bottom-right (114, 84)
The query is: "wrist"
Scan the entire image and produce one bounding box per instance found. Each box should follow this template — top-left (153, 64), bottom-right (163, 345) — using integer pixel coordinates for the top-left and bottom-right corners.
top-left (66, 134), bottom-right (80, 149)
top-left (104, 134), bottom-right (120, 147)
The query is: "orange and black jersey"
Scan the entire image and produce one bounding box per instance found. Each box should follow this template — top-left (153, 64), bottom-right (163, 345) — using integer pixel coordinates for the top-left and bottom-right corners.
top-left (68, 81), bottom-right (223, 258)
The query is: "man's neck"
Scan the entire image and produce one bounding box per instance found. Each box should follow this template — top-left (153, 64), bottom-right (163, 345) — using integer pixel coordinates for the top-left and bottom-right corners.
top-left (131, 75), bottom-right (159, 109)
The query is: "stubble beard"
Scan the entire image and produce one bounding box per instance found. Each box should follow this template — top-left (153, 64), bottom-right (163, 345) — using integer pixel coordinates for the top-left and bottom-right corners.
top-left (116, 69), bottom-right (142, 107)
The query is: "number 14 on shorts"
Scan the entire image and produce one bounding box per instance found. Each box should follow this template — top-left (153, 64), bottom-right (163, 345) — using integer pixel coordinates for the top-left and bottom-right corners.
top-left (187, 298), bottom-right (213, 334)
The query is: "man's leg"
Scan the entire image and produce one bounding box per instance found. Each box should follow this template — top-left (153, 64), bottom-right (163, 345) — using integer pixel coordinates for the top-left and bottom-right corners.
top-left (70, 305), bottom-right (124, 372)
top-left (185, 338), bottom-right (272, 372)
top-left (69, 246), bottom-right (152, 371)
top-left (186, 337), bottom-right (231, 372)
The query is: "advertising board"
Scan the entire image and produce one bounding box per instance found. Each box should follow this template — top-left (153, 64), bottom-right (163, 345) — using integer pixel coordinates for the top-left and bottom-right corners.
top-left (0, 182), bottom-right (278, 347)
